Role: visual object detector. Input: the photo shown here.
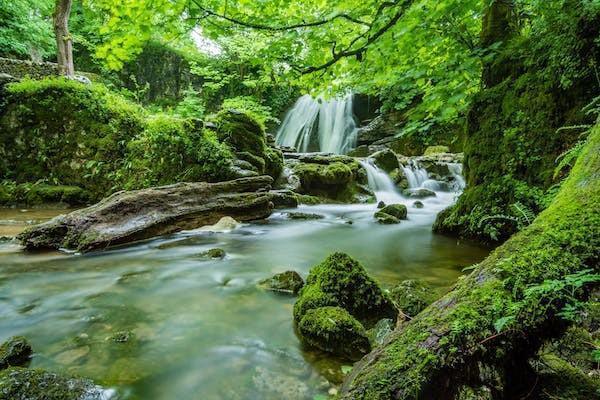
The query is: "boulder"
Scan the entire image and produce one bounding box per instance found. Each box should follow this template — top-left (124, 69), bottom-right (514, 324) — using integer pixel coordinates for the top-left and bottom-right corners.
top-left (197, 248), bottom-right (226, 259)
top-left (294, 253), bottom-right (397, 328)
top-left (402, 188), bottom-right (436, 199)
top-left (0, 337), bottom-right (32, 370)
top-left (0, 367), bottom-right (115, 400)
top-left (389, 280), bottom-right (437, 317)
top-left (283, 212), bottom-right (324, 220)
top-left (297, 306), bottom-right (371, 361)
top-left (369, 149), bottom-right (399, 173)
top-left (377, 201), bottom-right (386, 209)
top-left (258, 271), bottom-right (305, 295)
top-left (374, 213), bottom-right (401, 224)
top-left (423, 145), bottom-right (450, 156)
top-left (413, 201), bottom-right (424, 209)
top-left (18, 176), bottom-right (275, 252)
top-left (376, 204), bottom-right (407, 220)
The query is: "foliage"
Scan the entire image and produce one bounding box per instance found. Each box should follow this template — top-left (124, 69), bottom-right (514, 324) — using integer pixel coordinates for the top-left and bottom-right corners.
top-left (0, 0), bottom-right (55, 60)
top-left (220, 96), bottom-right (277, 127)
top-left (173, 88), bottom-right (206, 119)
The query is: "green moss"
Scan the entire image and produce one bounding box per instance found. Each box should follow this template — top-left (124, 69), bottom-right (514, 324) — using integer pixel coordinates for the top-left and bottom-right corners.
top-left (298, 306), bottom-right (371, 361)
top-left (0, 78), bottom-right (144, 198)
top-left (374, 204), bottom-right (407, 224)
top-left (0, 182), bottom-right (92, 206)
top-left (122, 115), bottom-right (234, 189)
top-left (535, 354), bottom-right (600, 400)
top-left (258, 271), bottom-right (305, 295)
top-left (423, 145), bottom-right (450, 156)
top-left (389, 280), bottom-right (437, 317)
top-left (294, 252), bottom-right (397, 328)
top-left (197, 248), bottom-right (226, 259)
top-left (0, 367), bottom-right (100, 400)
top-left (292, 161), bottom-right (369, 203)
top-left (0, 336), bottom-right (32, 370)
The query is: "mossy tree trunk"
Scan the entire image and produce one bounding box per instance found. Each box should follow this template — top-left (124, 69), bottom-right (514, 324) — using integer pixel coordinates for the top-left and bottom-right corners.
top-left (481, 0), bottom-right (515, 87)
top-left (340, 124), bottom-right (600, 398)
top-left (53, 0), bottom-right (74, 76)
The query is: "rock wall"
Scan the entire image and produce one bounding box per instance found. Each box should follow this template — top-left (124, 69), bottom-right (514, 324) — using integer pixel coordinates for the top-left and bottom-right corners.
top-left (0, 57), bottom-right (95, 80)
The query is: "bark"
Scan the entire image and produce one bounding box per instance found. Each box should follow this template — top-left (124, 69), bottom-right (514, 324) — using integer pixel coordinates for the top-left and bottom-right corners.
top-left (53, 0), bottom-right (74, 76)
top-left (340, 125), bottom-right (600, 399)
top-left (18, 176), bottom-right (276, 252)
top-left (481, 0), bottom-right (516, 87)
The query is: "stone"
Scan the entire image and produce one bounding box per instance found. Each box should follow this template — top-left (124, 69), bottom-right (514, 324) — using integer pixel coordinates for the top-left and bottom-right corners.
top-left (377, 201), bottom-right (386, 209)
top-left (0, 337), bottom-right (32, 369)
top-left (297, 306), bottom-right (371, 360)
top-left (374, 204), bottom-right (408, 224)
top-left (370, 149), bottom-right (399, 173)
top-left (197, 248), bottom-right (226, 259)
top-left (198, 216), bottom-right (240, 232)
top-left (283, 212), bottom-right (324, 220)
top-left (413, 201), bottom-right (424, 209)
top-left (252, 366), bottom-right (310, 400)
top-left (389, 280), bottom-right (437, 317)
top-left (258, 271), bottom-right (305, 295)
top-left (424, 145), bottom-right (450, 156)
top-left (19, 177), bottom-right (274, 252)
top-left (403, 188), bottom-right (437, 199)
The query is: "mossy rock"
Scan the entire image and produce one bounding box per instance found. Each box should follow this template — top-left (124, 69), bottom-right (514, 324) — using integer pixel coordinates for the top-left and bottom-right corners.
top-left (293, 252), bottom-right (397, 328)
top-left (0, 183), bottom-right (92, 207)
top-left (370, 149), bottom-right (399, 173)
top-left (0, 367), bottom-right (109, 400)
top-left (197, 248), bottom-right (226, 259)
top-left (283, 212), bottom-right (324, 220)
top-left (374, 204), bottom-right (407, 225)
top-left (0, 336), bottom-right (32, 370)
top-left (402, 188), bottom-right (436, 199)
top-left (389, 280), bottom-right (437, 317)
top-left (423, 145), bottom-right (450, 156)
top-left (413, 201), bottom-right (424, 209)
top-left (292, 161), bottom-right (367, 203)
top-left (297, 306), bottom-right (371, 361)
top-left (258, 271), bottom-right (304, 295)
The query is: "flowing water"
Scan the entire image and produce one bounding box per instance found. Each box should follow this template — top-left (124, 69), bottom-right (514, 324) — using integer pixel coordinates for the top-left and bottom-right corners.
top-left (0, 162), bottom-right (489, 399)
top-left (275, 94), bottom-right (358, 154)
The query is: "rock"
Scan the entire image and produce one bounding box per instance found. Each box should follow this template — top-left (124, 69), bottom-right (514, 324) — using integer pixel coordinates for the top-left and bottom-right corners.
top-left (374, 204), bottom-right (408, 224)
top-left (389, 280), bottom-right (437, 317)
top-left (268, 190), bottom-right (299, 209)
top-left (18, 177), bottom-right (274, 252)
top-left (377, 201), bottom-right (386, 209)
top-left (413, 201), bottom-right (424, 208)
top-left (294, 253), bottom-right (397, 328)
top-left (424, 145), bottom-right (450, 156)
top-left (297, 306), bottom-right (371, 361)
top-left (198, 216), bottom-right (240, 232)
top-left (0, 337), bottom-right (32, 369)
top-left (54, 346), bottom-right (89, 365)
top-left (283, 212), bottom-right (324, 220)
top-left (374, 213), bottom-right (400, 224)
top-left (197, 248), bottom-right (226, 259)
top-left (403, 188), bottom-right (436, 199)
top-left (108, 330), bottom-right (135, 343)
top-left (252, 366), bottom-right (310, 400)
top-left (347, 145), bottom-right (370, 157)
top-left (369, 149), bottom-right (399, 173)
top-left (258, 271), bottom-right (304, 295)
top-left (367, 318), bottom-right (395, 347)
top-left (0, 367), bottom-right (115, 400)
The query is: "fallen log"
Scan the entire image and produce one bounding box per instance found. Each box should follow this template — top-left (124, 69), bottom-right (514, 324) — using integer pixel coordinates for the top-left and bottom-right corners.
top-left (18, 176), bottom-right (275, 252)
top-left (340, 125), bottom-right (600, 399)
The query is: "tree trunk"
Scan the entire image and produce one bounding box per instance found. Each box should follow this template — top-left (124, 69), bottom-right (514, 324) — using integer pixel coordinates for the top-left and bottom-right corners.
top-left (481, 0), bottom-right (515, 87)
top-left (340, 124), bottom-right (600, 398)
top-left (53, 0), bottom-right (74, 76)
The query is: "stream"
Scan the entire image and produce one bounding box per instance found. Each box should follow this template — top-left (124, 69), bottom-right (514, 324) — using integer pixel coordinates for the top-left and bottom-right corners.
top-left (0, 158), bottom-right (490, 399)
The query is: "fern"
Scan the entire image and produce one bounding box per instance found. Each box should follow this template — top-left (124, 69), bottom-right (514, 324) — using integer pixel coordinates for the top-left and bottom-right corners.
top-left (554, 139), bottom-right (586, 179)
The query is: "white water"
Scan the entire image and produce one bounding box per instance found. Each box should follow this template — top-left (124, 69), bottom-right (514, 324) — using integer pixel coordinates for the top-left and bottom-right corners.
top-left (402, 161), bottom-right (429, 189)
top-left (360, 160), bottom-right (403, 204)
top-left (275, 94), bottom-right (358, 154)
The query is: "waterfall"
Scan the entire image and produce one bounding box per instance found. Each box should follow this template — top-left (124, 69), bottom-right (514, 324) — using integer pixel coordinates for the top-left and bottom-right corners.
top-left (402, 161), bottom-right (429, 189)
top-left (275, 94), bottom-right (358, 154)
top-left (360, 159), bottom-right (402, 204)
top-left (448, 163), bottom-right (466, 191)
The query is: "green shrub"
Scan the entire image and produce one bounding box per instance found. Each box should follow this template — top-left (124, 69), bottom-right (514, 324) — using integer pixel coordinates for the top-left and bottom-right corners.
top-left (122, 114), bottom-right (234, 189)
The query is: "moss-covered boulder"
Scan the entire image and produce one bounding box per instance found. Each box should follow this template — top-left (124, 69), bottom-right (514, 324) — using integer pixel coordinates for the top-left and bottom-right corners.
top-left (197, 248), bottom-right (226, 259)
top-left (0, 183), bottom-right (92, 207)
top-left (0, 78), bottom-right (144, 199)
top-left (374, 204), bottom-right (408, 224)
top-left (213, 109), bottom-right (283, 180)
top-left (370, 149), bottom-right (399, 173)
top-left (424, 145), bottom-right (450, 156)
top-left (0, 367), bottom-right (112, 400)
top-left (0, 337), bottom-right (32, 370)
top-left (293, 253), bottom-right (397, 328)
top-left (297, 306), bottom-right (371, 360)
top-left (389, 280), bottom-right (437, 317)
top-left (290, 157), bottom-right (371, 203)
top-left (403, 188), bottom-right (436, 199)
top-left (258, 271), bottom-right (305, 295)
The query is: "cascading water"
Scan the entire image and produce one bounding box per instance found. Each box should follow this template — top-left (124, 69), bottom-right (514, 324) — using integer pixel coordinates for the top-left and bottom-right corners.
top-left (359, 159), bottom-right (402, 204)
top-left (275, 94), bottom-right (358, 154)
top-left (402, 161), bottom-right (429, 189)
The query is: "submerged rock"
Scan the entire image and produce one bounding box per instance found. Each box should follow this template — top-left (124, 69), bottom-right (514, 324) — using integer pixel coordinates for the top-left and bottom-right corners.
top-left (374, 204), bottom-right (408, 225)
top-left (258, 271), bottom-right (304, 295)
top-left (413, 201), bottom-right (424, 209)
top-left (0, 337), bottom-right (32, 370)
top-left (389, 280), bottom-right (437, 317)
top-left (283, 212), bottom-right (324, 220)
top-left (0, 367), bottom-right (115, 400)
top-left (367, 318), bottom-right (395, 347)
top-left (377, 201), bottom-right (386, 209)
top-left (403, 188), bottom-right (436, 199)
top-left (294, 253), bottom-right (397, 328)
top-left (18, 177), bottom-right (274, 252)
top-left (252, 366), bottom-right (310, 400)
top-left (297, 306), bottom-right (371, 361)
top-left (197, 248), bottom-right (226, 259)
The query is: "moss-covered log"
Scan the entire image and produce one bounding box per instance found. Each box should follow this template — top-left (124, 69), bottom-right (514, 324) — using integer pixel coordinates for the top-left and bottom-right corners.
top-left (340, 124), bottom-right (600, 399)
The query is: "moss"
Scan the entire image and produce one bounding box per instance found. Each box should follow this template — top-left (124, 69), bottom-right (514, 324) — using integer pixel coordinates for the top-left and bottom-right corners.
top-left (0, 182), bottom-right (92, 206)
top-left (374, 204), bottom-right (407, 225)
top-left (423, 145), bottom-right (450, 156)
top-left (123, 115), bottom-right (235, 189)
top-left (258, 271), bottom-right (305, 295)
top-left (389, 280), bottom-right (437, 317)
top-left (298, 306), bottom-right (371, 361)
top-left (534, 354), bottom-right (600, 400)
top-left (197, 248), bottom-right (226, 259)
top-left (292, 161), bottom-right (368, 203)
top-left (370, 149), bottom-right (399, 173)
top-left (340, 123), bottom-right (600, 399)
top-left (0, 78), bottom-right (144, 198)
top-left (0, 367), bottom-right (101, 400)
top-left (264, 146), bottom-right (284, 179)
top-left (294, 253), bottom-right (397, 328)
top-left (0, 337), bottom-right (32, 370)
